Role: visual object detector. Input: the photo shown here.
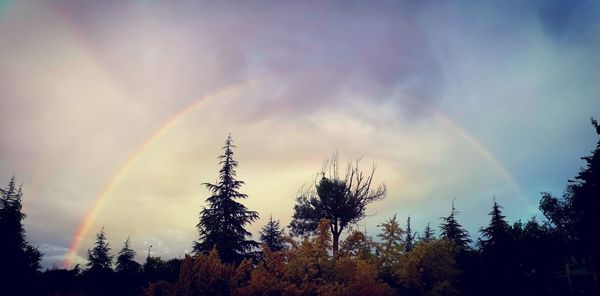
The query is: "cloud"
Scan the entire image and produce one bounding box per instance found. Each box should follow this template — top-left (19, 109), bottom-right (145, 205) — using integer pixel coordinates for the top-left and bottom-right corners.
top-left (1, 0), bottom-right (599, 268)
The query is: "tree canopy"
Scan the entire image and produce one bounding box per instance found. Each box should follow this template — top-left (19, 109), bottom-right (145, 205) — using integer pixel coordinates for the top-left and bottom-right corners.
top-left (290, 154), bottom-right (386, 254)
top-left (259, 215), bottom-right (286, 252)
top-left (194, 135), bottom-right (259, 263)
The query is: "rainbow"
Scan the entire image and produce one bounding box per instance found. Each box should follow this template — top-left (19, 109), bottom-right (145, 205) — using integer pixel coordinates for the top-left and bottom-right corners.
top-left (63, 89), bottom-right (528, 267)
top-left (431, 111), bottom-right (527, 200)
top-left (62, 80), bottom-right (260, 267)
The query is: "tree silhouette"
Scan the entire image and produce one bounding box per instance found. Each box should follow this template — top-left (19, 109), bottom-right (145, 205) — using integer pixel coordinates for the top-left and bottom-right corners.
top-left (116, 238), bottom-right (141, 275)
top-left (542, 119), bottom-right (600, 257)
top-left (478, 198), bottom-right (511, 252)
top-left (194, 135), bottom-right (259, 263)
top-left (478, 199), bottom-right (515, 295)
top-left (259, 215), bottom-right (286, 252)
top-left (0, 176), bottom-right (42, 293)
top-left (290, 154), bottom-right (386, 255)
top-left (421, 222), bottom-right (435, 243)
top-left (86, 227), bottom-right (113, 274)
top-left (440, 200), bottom-right (471, 249)
top-left (404, 216), bottom-right (415, 252)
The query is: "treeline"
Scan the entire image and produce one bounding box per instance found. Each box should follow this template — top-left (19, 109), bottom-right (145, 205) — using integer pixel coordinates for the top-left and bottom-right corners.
top-left (2, 119), bottom-right (599, 295)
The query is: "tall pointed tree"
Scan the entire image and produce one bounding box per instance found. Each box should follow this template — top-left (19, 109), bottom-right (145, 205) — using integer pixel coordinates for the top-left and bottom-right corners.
top-left (404, 216), bottom-right (415, 252)
top-left (259, 215), bottom-right (286, 252)
top-left (0, 176), bottom-right (41, 291)
top-left (116, 237), bottom-right (141, 275)
top-left (421, 222), bottom-right (435, 243)
top-left (86, 227), bottom-right (113, 274)
top-left (478, 198), bottom-right (511, 252)
top-left (194, 135), bottom-right (259, 263)
top-left (440, 200), bottom-right (471, 249)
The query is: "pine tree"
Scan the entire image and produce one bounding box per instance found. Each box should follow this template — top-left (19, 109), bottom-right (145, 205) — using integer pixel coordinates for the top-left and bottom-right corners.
top-left (116, 237), bottom-right (141, 275)
top-left (86, 227), bottom-right (113, 274)
top-left (478, 198), bottom-right (511, 252)
top-left (421, 222), bottom-right (435, 243)
top-left (194, 135), bottom-right (259, 263)
top-left (440, 200), bottom-right (471, 249)
top-left (404, 216), bottom-right (415, 252)
top-left (377, 215), bottom-right (404, 267)
top-left (259, 215), bottom-right (286, 252)
top-left (0, 176), bottom-right (42, 291)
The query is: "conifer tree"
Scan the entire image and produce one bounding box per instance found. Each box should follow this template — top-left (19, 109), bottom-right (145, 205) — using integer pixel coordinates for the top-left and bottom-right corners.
top-left (0, 176), bottom-right (42, 291)
top-left (194, 135), bottom-right (259, 263)
top-left (259, 215), bottom-right (286, 252)
top-left (440, 200), bottom-right (471, 249)
top-left (116, 237), bottom-right (141, 275)
top-left (478, 198), bottom-right (511, 252)
top-left (421, 222), bottom-right (435, 243)
top-left (376, 215), bottom-right (404, 267)
top-left (86, 227), bottom-right (113, 274)
top-left (404, 216), bottom-right (415, 252)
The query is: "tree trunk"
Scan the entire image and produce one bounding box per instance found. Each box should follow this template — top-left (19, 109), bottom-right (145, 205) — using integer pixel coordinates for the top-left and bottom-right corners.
top-left (332, 231), bottom-right (340, 258)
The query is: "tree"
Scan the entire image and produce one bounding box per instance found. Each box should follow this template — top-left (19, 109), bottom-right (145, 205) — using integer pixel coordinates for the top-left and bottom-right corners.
top-left (116, 237), bottom-right (141, 275)
top-left (404, 216), bottom-right (415, 252)
top-left (478, 198), bottom-right (511, 252)
top-left (477, 199), bottom-right (516, 296)
top-left (290, 154), bottom-right (386, 255)
top-left (0, 176), bottom-right (42, 292)
top-left (376, 215), bottom-right (404, 290)
top-left (86, 227), bottom-right (113, 274)
top-left (396, 239), bottom-right (460, 296)
top-left (439, 200), bottom-right (471, 249)
top-left (540, 118), bottom-right (600, 266)
top-left (194, 135), bottom-right (259, 263)
top-left (259, 215), bottom-right (286, 252)
top-left (421, 222), bottom-right (435, 243)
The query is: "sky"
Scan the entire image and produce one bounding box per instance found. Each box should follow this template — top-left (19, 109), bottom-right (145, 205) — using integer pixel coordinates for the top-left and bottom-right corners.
top-left (0, 0), bottom-right (599, 269)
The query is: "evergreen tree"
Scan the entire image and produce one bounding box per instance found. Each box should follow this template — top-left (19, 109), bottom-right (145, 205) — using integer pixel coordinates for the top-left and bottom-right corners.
top-left (440, 200), bottom-right (471, 249)
top-left (86, 227), bottom-right (113, 274)
top-left (478, 199), bottom-right (515, 295)
top-left (421, 222), bottom-right (435, 243)
top-left (376, 215), bottom-right (404, 267)
top-left (478, 198), bottom-right (511, 252)
top-left (194, 135), bottom-right (259, 263)
top-left (259, 215), bottom-right (286, 252)
top-left (116, 237), bottom-right (141, 275)
top-left (0, 176), bottom-right (42, 292)
top-left (404, 216), bottom-right (415, 252)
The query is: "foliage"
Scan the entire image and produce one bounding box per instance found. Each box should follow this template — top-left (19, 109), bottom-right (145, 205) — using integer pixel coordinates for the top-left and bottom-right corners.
top-left (116, 237), bottom-right (141, 275)
top-left (396, 239), bottom-right (460, 296)
top-left (421, 222), bottom-right (435, 243)
top-left (0, 176), bottom-right (42, 293)
top-left (440, 201), bottom-right (472, 250)
top-left (259, 215), bottom-right (286, 252)
top-left (339, 229), bottom-right (375, 260)
top-left (194, 135), bottom-right (259, 263)
top-left (290, 154), bottom-right (386, 254)
top-left (86, 227), bottom-right (113, 274)
top-left (404, 216), bottom-right (415, 252)
top-left (540, 118), bottom-right (600, 266)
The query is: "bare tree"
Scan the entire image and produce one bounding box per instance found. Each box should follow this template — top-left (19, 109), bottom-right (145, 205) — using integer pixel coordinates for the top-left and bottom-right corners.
top-left (289, 153), bottom-right (387, 255)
